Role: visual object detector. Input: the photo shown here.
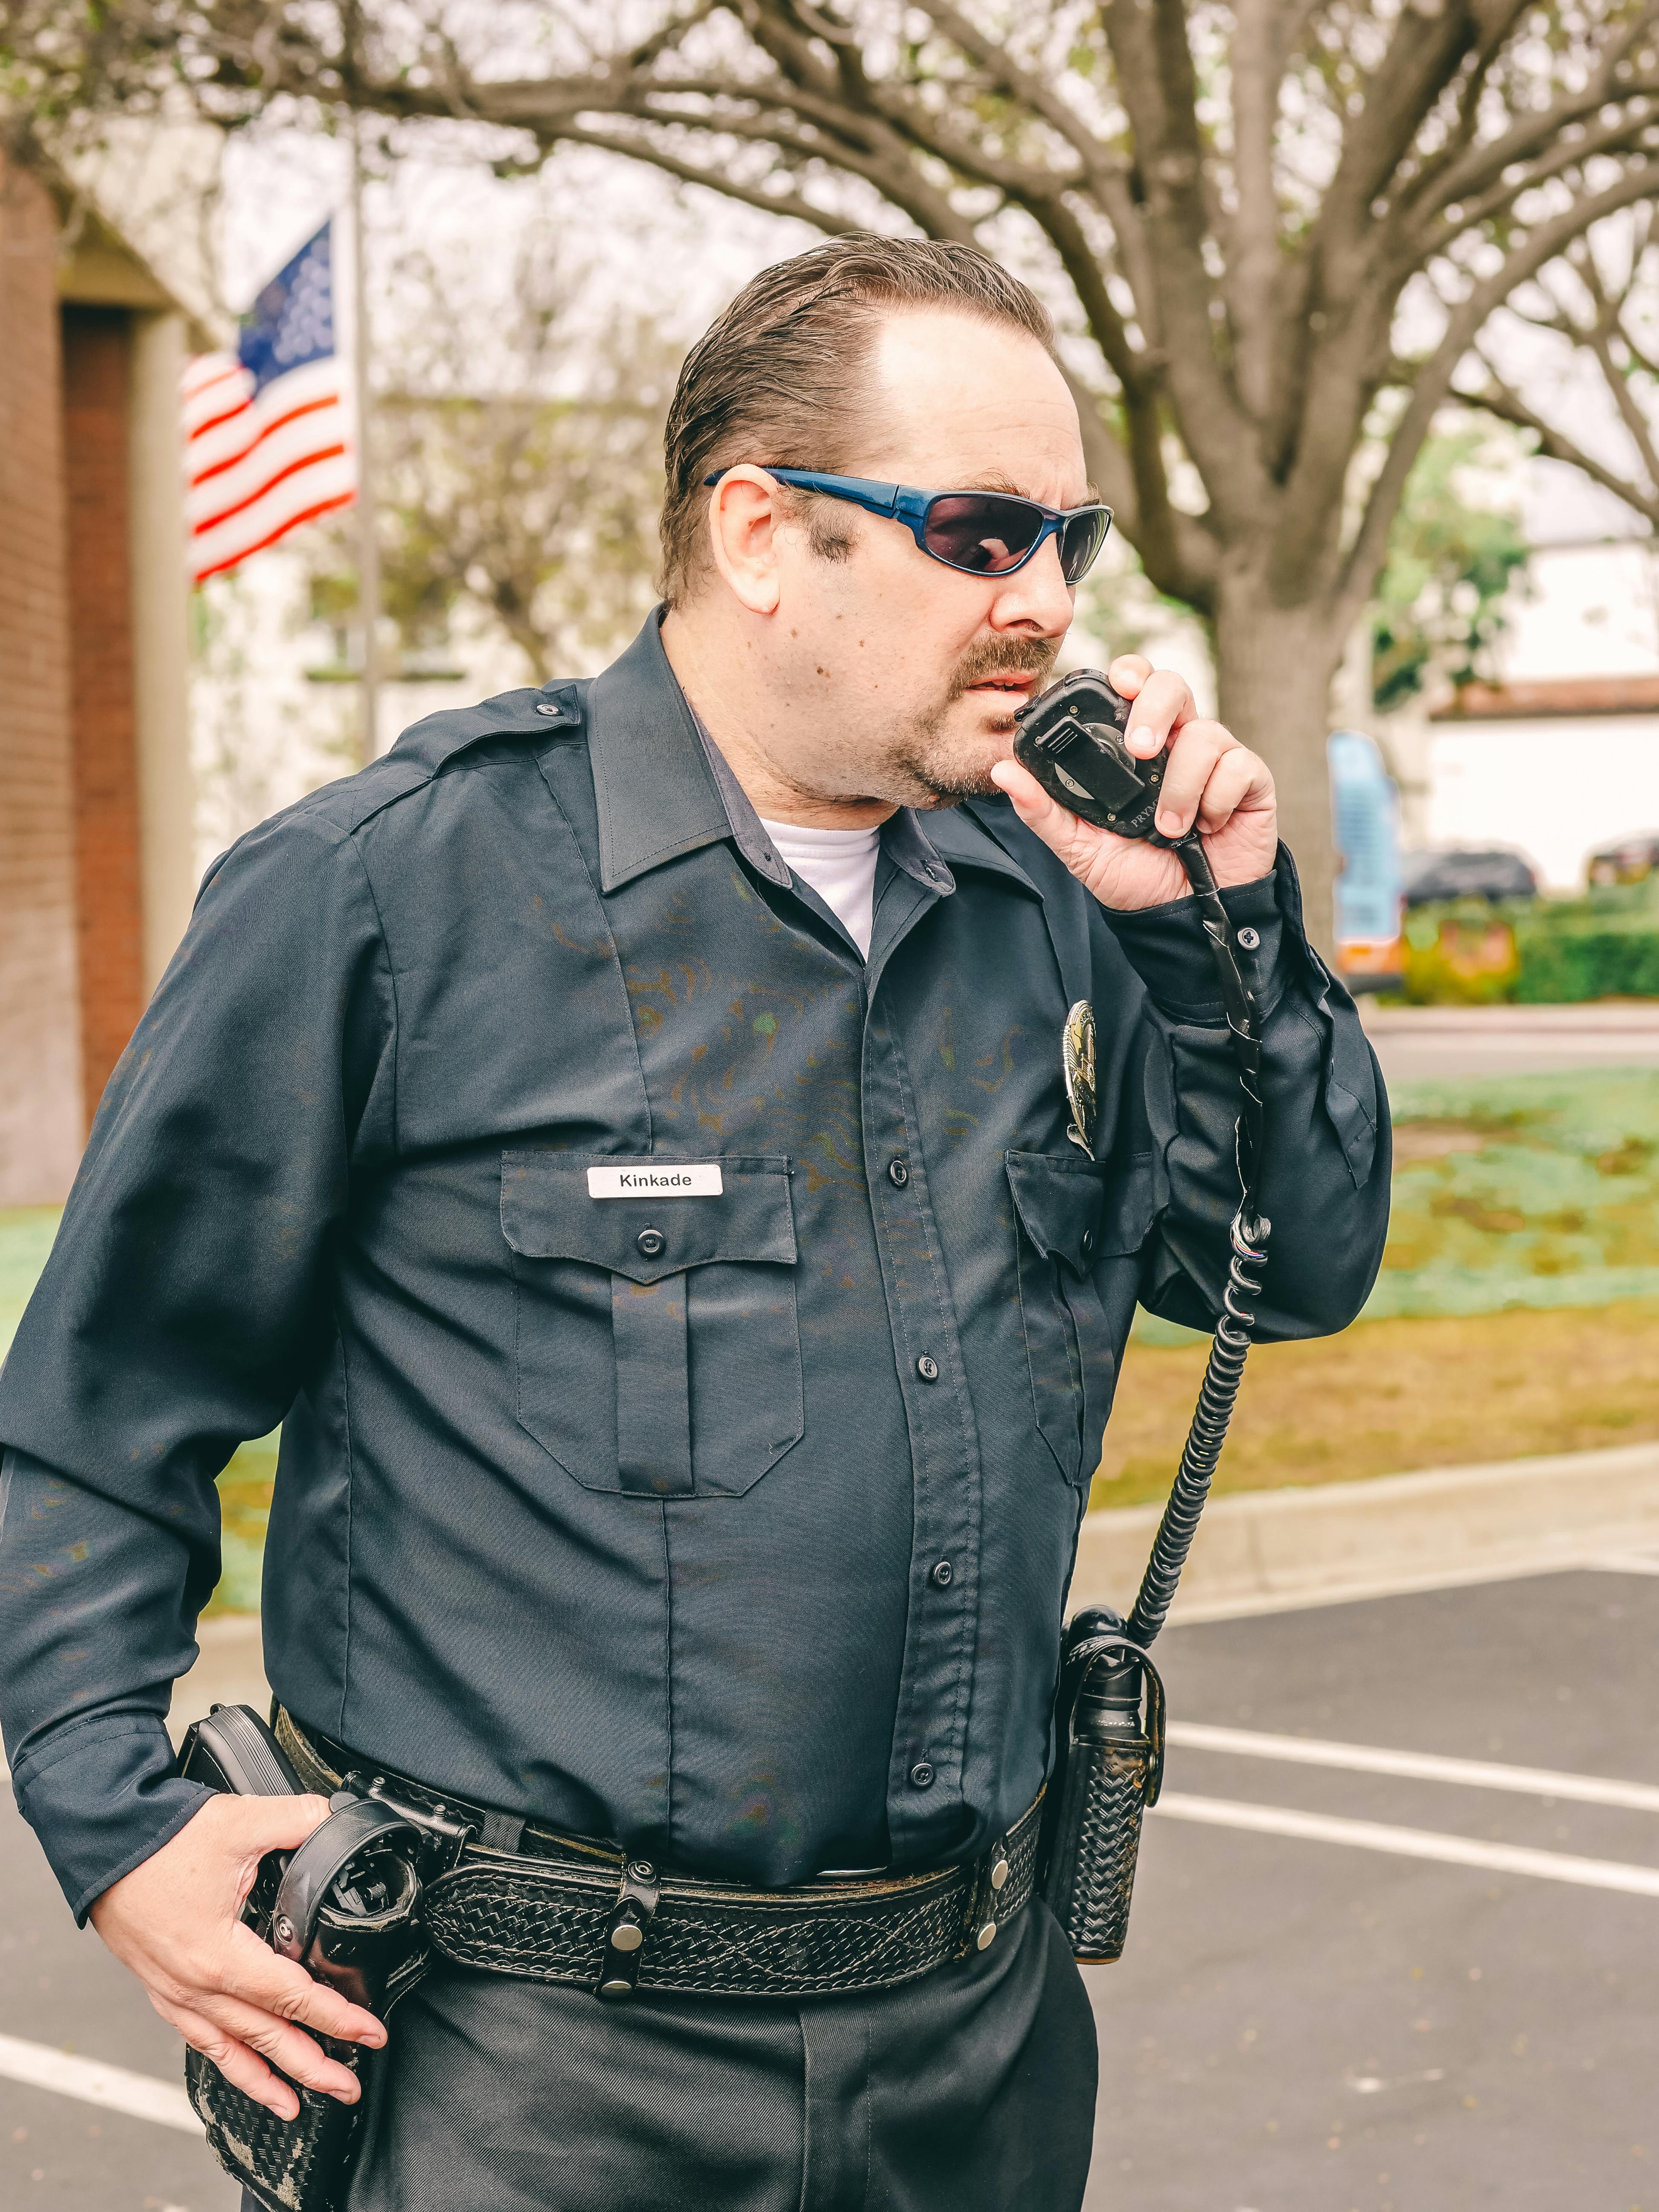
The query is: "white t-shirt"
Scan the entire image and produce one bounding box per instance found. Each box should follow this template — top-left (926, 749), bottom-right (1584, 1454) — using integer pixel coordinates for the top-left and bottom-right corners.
top-left (758, 818), bottom-right (882, 958)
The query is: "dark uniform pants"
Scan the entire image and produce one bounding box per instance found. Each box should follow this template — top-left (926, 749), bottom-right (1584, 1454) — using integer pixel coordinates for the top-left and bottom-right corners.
top-left (324, 1898), bottom-right (1096, 2212)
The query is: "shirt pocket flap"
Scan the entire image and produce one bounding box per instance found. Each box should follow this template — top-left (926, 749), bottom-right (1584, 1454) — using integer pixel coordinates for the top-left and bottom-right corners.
top-left (501, 1153), bottom-right (797, 1284)
top-left (1004, 1151), bottom-right (1106, 1275)
top-left (1098, 1151), bottom-right (1158, 1257)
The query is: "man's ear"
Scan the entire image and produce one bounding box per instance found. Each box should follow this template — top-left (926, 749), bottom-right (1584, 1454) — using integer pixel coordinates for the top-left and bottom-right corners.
top-left (706, 467), bottom-right (786, 615)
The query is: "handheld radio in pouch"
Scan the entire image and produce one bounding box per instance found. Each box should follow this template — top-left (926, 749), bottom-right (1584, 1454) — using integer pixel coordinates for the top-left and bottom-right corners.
top-left (1013, 671), bottom-right (1271, 1965)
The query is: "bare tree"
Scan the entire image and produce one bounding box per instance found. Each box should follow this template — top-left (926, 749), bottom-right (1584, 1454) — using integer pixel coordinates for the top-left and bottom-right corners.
top-left (1470, 213), bottom-right (1659, 531)
top-left (15, 2), bottom-right (1659, 931)
top-left (309, 230), bottom-right (677, 684)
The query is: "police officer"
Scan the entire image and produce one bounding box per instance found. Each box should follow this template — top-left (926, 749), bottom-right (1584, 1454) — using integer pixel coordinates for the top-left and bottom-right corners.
top-left (0, 236), bottom-right (1389, 2210)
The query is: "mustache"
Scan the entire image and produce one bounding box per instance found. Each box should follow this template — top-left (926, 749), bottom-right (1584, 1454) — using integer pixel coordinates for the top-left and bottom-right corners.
top-left (947, 634), bottom-right (1060, 700)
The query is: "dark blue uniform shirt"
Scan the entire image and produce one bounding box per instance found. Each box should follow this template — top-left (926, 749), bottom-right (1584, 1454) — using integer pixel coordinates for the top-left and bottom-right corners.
top-left (0, 617), bottom-right (1389, 1921)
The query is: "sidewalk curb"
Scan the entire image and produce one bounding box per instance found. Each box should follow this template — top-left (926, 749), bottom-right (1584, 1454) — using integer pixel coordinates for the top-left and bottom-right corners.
top-left (1070, 1441), bottom-right (1659, 1621)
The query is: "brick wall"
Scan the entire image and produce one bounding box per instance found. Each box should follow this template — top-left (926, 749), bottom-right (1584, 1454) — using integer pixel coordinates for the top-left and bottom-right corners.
top-left (62, 306), bottom-right (144, 1125)
top-left (0, 156), bottom-right (84, 1205)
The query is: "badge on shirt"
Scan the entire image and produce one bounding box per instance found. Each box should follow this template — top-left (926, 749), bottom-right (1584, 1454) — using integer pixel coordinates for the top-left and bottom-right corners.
top-left (587, 1162), bottom-right (725, 1199)
top-left (1062, 1001), bottom-right (1097, 1156)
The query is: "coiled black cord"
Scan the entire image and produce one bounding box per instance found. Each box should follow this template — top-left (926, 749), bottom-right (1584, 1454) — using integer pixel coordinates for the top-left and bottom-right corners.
top-left (1122, 829), bottom-right (1272, 1652)
top-left (1126, 1210), bottom-right (1269, 1647)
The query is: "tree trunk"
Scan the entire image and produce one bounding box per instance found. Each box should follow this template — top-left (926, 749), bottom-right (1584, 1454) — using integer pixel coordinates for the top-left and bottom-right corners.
top-left (1211, 584), bottom-right (1347, 963)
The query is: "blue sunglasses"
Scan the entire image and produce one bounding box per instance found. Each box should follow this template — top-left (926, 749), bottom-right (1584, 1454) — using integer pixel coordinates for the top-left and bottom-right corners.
top-left (703, 466), bottom-right (1113, 584)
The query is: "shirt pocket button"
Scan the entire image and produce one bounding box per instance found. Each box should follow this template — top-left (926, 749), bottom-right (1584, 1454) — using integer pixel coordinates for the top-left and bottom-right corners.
top-left (635, 1227), bottom-right (667, 1258)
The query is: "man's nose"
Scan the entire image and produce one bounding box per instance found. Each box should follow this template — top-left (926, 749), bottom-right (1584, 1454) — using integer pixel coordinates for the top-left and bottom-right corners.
top-left (987, 534), bottom-right (1074, 635)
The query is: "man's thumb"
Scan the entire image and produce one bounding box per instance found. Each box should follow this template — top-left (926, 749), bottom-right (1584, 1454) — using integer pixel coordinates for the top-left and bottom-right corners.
top-left (225, 1790), bottom-right (335, 1851)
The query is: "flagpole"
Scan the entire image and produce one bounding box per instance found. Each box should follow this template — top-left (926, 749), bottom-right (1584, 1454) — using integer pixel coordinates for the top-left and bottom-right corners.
top-left (349, 116), bottom-right (381, 763)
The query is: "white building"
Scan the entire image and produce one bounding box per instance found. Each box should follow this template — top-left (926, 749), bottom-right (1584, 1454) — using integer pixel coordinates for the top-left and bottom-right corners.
top-left (1382, 519), bottom-right (1659, 892)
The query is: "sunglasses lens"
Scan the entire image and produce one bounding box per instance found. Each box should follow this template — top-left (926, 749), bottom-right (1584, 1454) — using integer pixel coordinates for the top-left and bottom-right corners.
top-left (1059, 506), bottom-right (1112, 584)
top-left (921, 494), bottom-right (1045, 574)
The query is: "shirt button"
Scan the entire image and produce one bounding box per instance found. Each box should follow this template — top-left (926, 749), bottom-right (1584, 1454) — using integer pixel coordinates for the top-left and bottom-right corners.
top-left (1081, 1228), bottom-right (1095, 1257)
top-left (888, 1158), bottom-right (910, 1187)
top-left (636, 1228), bottom-right (666, 1258)
top-left (930, 1560), bottom-right (953, 1588)
top-left (1237, 926), bottom-right (1261, 951)
top-left (916, 1354), bottom-right (940, 1382)
top-left (909, 1761), bottom-right (935, 1789)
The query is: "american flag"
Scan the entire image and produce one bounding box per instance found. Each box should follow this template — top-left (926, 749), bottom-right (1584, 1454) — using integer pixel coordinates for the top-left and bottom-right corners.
top-left (183, 219), bottom-right (357, 585)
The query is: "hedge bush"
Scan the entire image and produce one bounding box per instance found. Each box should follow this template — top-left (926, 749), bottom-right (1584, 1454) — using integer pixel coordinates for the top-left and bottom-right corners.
top-left (1396, 880), bottom-right (1659, 1003)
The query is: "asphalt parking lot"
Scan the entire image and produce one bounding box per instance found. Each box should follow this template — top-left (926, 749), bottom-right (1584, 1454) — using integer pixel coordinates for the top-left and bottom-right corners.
top-left (1086, 1561), bottom-right (1659, 2211)
top-left (6, 1558), bottom-right (1659, 2210)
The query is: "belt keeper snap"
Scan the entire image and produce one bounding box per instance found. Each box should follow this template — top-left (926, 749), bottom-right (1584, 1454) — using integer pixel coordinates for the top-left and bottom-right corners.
top-left (596, 1859), bottom-right (661, 2001)
top-left (969, 1835), bottom-right (1010, 1953)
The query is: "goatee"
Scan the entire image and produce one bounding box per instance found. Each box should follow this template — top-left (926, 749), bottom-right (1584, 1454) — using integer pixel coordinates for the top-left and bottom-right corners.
top-left (899, 634), bottom-right (1061, 804)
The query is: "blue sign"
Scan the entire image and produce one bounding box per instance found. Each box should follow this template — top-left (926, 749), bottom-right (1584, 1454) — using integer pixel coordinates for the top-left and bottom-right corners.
top-left (1329, 729), bottom-right (1402, 943)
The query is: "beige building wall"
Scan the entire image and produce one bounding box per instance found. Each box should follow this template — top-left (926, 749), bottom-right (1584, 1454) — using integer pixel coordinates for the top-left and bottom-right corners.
top-left (0, 158), bottom-right (86, 1206)
top-left (129, 309), bottom-right (198, 992)
top-left (0, 155), bottom-right (200, 1206)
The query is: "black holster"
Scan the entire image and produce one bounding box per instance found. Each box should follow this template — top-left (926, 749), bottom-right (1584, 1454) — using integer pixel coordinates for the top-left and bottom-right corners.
top-left (178, 1704), bottom-right (433, 2212)
top-left (1038, 1607), bottom-right (1166, 1962)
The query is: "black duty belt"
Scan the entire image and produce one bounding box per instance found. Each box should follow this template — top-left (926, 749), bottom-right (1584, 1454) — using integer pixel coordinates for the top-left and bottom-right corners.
top-left (275, 1709), bottom-right (1041, 2001)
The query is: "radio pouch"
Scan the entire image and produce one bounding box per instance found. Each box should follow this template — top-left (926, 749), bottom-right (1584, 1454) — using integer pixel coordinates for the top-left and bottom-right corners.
top-left (1039, 1616), bottom-right (1166, 1961)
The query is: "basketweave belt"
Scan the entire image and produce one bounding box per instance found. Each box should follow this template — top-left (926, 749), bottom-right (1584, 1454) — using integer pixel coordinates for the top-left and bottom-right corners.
top-left (274, 1709), bottom-right (1041, 2002)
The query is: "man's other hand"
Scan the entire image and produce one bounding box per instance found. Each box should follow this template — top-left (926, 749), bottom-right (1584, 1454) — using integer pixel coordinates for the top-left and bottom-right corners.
top-left (88, 1792), bottom-right (387, 2120)
top-left (990, 654), bottom-right (1278, 909)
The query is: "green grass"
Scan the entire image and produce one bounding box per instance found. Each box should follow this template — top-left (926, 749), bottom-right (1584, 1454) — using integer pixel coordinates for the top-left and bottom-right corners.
top-left (0, 1207), bottom-right (62, 1356)
top-left (1100, 1299), bottom-right (1659, 1511)
top-left (1134, 1064), bottom-right (1659, 1342)
top-left (212, 1429), bottom-right (278, 1617)
top-left (1367, 1068), bottom-right (1659, 1317)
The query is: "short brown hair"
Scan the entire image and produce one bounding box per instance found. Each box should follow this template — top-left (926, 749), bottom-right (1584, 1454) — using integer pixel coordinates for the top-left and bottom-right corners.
top-left (659, 235), bottom-right (1056, 606)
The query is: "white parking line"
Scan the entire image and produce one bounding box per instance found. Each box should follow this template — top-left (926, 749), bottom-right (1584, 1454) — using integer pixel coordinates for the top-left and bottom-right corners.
top-left (1165, 1722), bottom-right (1659, 1813)
top-left (1152, 1792), bottom-right (1659, 1894)
top-left (0, 2033), bottom-right (201, 2133)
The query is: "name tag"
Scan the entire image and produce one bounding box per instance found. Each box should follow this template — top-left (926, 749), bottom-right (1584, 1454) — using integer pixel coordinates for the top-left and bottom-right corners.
top-left (587, 1162), bottom-right (725, 1199)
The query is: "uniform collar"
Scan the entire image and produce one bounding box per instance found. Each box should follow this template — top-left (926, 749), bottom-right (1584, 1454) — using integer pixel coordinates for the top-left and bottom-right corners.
top-left (585, 615), bottom-right (733, 894)
top-left (587, 611), bottom-right (955, 900)
top-left (921, 800), bottom-right (1042, 897)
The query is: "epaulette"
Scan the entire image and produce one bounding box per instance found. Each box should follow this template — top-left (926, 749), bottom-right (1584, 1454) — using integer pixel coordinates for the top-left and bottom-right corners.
top-left (387, 681), bottom-right (589, 774)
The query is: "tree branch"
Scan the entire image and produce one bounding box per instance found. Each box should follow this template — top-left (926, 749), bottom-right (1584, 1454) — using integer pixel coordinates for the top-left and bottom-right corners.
top-left (1334, 153), bottom-right (1659, 637)
top-left (1224, 0), bottom-right (1286, 422)
top-left (1464, 354), bottom-right (1659, 530)
top-left (1019, 188), bottom-right (1206, 598)
top-left (1316, 0), bottom-right (1487, 247)
top-left (1572, 248), bottom-right (1659, 495)
top-left (1097, 0), bottom-right (1263, 514)
top-left (1408, 107), bottom-right (1659, 265)
top-left (907, 1), bottom-right (1124, 201)
top-left (1406, 3), bottom-right (1659, 222)
top-left (534, 120), bottom-right (862, 236)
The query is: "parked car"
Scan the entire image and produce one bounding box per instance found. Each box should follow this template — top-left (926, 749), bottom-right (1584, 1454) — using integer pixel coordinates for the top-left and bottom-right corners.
top-left (1587, 833), bottom-right (1659, 887)
top-left (1399, 848), bottom-right (1539, 906)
